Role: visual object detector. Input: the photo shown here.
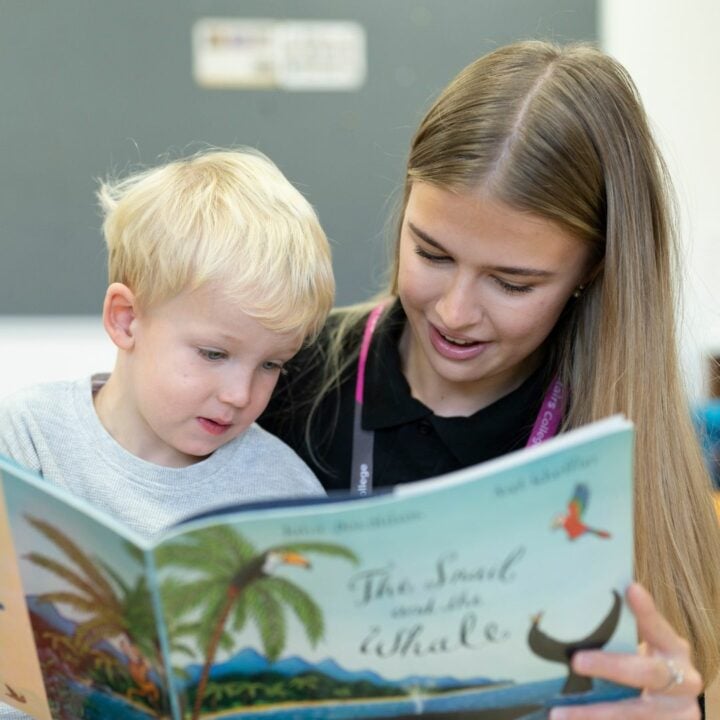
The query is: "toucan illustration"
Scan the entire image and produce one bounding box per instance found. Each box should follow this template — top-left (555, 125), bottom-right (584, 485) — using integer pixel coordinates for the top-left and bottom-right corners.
top-left (4, 684), bottom-right (26, 703)
top-left (237, 550), bottom-right (312, 588)
top-left (552, 484), bottom-right (611, 540)
top-left (528, 589), bottom-right (622, 694)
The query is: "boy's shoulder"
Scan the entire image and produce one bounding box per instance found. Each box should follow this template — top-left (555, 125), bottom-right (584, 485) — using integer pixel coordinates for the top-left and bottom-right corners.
top-left (0, 378), bottom-right (92, 473)
top-left (0, 377), bottom-right (84, 416)
top-left (0, 378), bottom-right (99, 454)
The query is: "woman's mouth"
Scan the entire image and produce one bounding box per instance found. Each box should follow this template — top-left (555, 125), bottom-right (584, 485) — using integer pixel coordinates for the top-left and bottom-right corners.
top-left (429, 324), bottom-right (489, 360)
top-left (440, 332), bottom-right (475, 345)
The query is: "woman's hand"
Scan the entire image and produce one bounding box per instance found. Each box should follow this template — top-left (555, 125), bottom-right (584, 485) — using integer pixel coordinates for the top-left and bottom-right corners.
top-left (549, 583), bottom-right (703, 720)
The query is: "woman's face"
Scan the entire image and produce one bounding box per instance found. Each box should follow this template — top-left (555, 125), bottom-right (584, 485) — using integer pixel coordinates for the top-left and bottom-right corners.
top-left (397, 183), bottom-right (593, 414)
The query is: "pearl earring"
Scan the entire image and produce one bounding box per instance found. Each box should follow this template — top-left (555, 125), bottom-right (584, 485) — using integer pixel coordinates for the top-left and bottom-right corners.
top-left (573, 285), bottom-right (586, 299)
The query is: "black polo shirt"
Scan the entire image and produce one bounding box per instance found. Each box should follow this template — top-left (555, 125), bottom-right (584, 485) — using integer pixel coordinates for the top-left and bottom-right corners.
top-left (260, 300), bottom-right (552, 493)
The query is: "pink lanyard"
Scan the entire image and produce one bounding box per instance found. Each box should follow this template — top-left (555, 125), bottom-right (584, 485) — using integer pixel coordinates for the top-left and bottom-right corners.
top-left (350, 303), bottom-right (565, 495)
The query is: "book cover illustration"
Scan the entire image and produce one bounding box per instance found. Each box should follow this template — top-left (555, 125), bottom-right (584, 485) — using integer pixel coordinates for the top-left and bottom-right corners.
top-left (0, 477), bottom-right (171, 720)
top-left (0, 476), bottom-right (52, 720)
top-left (0, 417), bottom-right (636, 720)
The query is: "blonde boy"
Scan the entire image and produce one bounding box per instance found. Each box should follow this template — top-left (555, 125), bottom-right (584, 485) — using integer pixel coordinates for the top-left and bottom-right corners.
top-left (0, 149), bottom-right (334, 542)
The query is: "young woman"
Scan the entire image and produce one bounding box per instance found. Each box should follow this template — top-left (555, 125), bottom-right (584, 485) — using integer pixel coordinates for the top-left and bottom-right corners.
top-left (261, 41), bottom-right (720, 718)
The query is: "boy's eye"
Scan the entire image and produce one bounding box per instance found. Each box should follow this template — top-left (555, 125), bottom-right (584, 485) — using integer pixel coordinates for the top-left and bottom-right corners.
top-left (262, 361), bottom-right (288, 375)
top-left (414, 245), bottom-right (451, 263)
top-left (198, 348), bottom-right (227, 361)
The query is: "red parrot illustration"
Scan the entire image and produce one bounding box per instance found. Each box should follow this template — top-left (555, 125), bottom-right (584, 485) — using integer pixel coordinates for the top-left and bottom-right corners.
top-left (552, 483), bottom-right (611, 540)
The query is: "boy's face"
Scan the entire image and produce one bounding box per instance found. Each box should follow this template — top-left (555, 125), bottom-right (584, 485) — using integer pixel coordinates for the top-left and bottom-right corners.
top-left (117, 283), bottom-right (303, 467)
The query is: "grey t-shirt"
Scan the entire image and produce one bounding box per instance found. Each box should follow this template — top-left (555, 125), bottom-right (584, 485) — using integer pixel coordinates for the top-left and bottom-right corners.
top-left (0, 376), bottom-right (324, 719)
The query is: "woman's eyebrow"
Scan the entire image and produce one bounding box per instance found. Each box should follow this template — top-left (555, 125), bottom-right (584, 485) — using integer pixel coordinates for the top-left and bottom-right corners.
top-left (407, 221), bottom-right (555, 277)
top-left (407, 221), bottom-right (448, 252)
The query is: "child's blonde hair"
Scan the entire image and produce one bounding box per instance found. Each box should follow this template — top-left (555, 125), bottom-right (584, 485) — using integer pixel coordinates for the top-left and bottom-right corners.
top-left (97, 148), bottom-right (334, 340)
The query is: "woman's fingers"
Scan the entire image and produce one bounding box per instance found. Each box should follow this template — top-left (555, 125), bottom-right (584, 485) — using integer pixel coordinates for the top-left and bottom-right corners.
top-left (571, 650), bottom-right (701, 695)
top-left (626, 583), bottom-right (687, 656)
top-left (574, 583), bottom-right (702, 694)
top-left (547, 583), bottom-right (703, 719)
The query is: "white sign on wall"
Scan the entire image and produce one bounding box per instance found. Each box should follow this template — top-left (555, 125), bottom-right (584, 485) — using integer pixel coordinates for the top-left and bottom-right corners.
top-left (193, 19), bottom-right (367, 91)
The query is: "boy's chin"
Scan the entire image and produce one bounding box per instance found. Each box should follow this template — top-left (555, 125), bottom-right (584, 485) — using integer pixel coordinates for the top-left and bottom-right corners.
top-left (151, 439), bottom-right (218, 467)
top-left (182, 428), bottom-right (247, 460)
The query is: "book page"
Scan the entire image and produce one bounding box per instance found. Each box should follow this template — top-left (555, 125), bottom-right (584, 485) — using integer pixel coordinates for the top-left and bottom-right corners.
top-left (0, 459), bottom-right (170, 719)
top-left (153, 420), bottom-right (636, 720)
top-left (0, 471), bottom-right (51, 720)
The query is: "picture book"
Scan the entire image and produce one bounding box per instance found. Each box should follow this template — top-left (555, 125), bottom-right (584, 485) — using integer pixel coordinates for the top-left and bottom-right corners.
top-left (0, 416), bottom-right (637, 720)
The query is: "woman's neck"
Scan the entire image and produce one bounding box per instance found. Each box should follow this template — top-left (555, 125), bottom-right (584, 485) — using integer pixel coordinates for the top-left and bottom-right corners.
top-left (398, 324), bottom-right (541, 418)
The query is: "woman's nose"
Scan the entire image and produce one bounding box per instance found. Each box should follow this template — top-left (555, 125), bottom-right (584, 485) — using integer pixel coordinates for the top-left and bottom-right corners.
top-left (436, 274), bottom-right (483, 330)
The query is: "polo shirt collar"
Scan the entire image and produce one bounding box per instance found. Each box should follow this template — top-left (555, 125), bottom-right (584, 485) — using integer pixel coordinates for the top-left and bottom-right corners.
top-left (363, 300), bottom-right (430, 429)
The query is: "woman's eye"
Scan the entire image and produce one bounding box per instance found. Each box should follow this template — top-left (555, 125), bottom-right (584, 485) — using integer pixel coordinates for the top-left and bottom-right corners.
top-left (414, 245), bottom-right (451, 263)
top-left (198, 348), bottom-right (227, 361)
top-left (494, 277), bottom-right (533, 295)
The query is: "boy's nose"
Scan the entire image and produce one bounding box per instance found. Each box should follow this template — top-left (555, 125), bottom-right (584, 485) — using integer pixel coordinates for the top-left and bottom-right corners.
top-left (218, 375), bottom-right (253, 409)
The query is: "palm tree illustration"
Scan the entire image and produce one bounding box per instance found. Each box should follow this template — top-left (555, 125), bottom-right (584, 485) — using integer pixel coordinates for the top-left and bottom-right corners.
top-left (23, 516), bottom-right (128, 646)
top-left (102, 553), bottom-right (198, 683)
top-left (155, 525), bottom-right (358, 720)
top-left (22, 516), bottom-right (192, 716)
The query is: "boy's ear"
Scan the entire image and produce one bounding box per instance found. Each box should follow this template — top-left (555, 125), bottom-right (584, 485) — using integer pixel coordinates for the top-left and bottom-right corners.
top-left (102, 283), bottom-right (138, 351)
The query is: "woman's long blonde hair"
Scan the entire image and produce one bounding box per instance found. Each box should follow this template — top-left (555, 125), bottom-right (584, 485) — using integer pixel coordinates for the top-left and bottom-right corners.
top-left (312, 41), bottom-right (720, 681)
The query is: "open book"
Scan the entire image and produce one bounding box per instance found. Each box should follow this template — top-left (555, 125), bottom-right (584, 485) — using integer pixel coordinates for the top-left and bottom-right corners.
top-left (0, 416), bottom-right (636, 720)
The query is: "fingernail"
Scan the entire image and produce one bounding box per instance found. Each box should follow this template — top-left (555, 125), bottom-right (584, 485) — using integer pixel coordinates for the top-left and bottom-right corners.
top-left (572, 651), bottom-right (590, 672)
top-left (549, 708), bottom-right (569, 720)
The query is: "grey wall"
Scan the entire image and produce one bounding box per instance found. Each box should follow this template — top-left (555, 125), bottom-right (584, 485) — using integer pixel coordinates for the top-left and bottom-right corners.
top-left (0, 0), bottom-right (596, 314)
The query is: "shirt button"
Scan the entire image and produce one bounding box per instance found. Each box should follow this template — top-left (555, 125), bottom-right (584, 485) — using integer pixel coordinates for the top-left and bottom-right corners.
top-left (418, 420), bottom-right (432, 435)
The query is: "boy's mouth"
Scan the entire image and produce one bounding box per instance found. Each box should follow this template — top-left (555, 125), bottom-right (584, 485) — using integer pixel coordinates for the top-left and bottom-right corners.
top-left (197, 417), bottom-right (232, 436)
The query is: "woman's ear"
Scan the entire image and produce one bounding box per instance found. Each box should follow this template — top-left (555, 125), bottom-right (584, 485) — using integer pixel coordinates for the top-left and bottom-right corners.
top-left (102, 283), bottom-right (138, 351)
